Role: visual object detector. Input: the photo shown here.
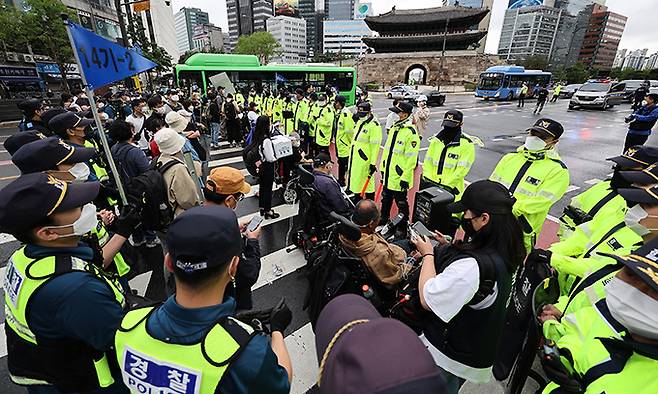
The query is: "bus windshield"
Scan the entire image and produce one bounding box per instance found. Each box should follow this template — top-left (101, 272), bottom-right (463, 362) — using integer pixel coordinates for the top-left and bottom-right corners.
top-left (478, 73), bottom-right (503, 90)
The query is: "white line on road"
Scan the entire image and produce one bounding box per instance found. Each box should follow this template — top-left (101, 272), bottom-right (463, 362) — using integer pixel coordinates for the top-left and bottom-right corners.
top-left (584, 178), bottom-right (602, 185)
top-left (208, 156), bottom-right (243, 167)
top-left (566, 185), bottom-right (580, 193)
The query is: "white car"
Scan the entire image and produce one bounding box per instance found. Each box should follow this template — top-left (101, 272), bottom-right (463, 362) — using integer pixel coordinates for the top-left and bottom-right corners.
top-left (387, 85), bottom-right (420, 100)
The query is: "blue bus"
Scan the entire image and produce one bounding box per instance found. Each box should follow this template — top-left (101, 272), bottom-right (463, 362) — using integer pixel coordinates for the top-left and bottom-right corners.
top-left (475, 66), bottom-right (552, 100)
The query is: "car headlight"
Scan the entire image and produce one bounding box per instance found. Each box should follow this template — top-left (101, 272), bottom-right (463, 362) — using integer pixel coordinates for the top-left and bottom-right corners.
top-left (495, 92), bottom-right (500, 97)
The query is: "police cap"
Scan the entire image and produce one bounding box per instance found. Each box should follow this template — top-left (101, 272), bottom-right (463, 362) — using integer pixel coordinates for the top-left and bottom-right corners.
top-left (0, 172), bottom-right (99, 234)
top-left (608, 146), bottom-right (658, 169)
top-left (390, 101), bottom-right (413, 114)
top-left (617, 185), bottom-right (658, 205)
top-left (48, 112), bottom-right (95, 137)
top-left (620, 163), bottom-right (658, 186)
top-left (41, 108), bottom-right (67, 126)
top-left (442, 109), bottom-right (463, 128)
top-left (12, 137), bottom-right (96, 174)
top-left (357, 101), bottom-right (372, 112)
top-left (335, 95), bottom-right (346, 105)
top-left (166, 205), bottom-right (242, 273)
top-left (309, 92), bottom-right (318, 101)
top-left (447, 180), bottom-right (515, 215)
top-left (4, 131), bottom-right (46, 156)
top-left (602, 237), bottom-right (658, 293)
top-left (527, 118), bottom-right (564, 139)
top-left (17, 98), bottom-right (43, 115)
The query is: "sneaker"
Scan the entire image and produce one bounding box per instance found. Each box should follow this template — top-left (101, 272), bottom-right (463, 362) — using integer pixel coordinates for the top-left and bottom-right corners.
top-left (128, 235), bottom-right (146, 247)
top-left (145, 238), bottom-right (161, 248)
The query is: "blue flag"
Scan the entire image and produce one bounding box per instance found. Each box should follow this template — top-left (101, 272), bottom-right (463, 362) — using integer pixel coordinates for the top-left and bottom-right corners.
top-left (66, 21), bottom-right (158, 90)
top-left (275, 72), bottom-right (288, 85)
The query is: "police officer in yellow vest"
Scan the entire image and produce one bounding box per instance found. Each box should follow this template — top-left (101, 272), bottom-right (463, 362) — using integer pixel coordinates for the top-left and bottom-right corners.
top-left (11, 137), bottom-right (138, 283)
top-left (314, 93), bottom-right (335, 155)
top-left (333, 95), bottom-right (355, 187)
top-left (538, 238), bottom-right (658, 394)
top-left (235, 90), bottom-right (245, 109)
top-left (0, 173), bottom-right (127, 393)
top-left (280, 91), bottom-right (296, 135)
top-left (114, 205), bottom-right (293, 393)
top-left (248, 88), bottom-right (262, 112)
top-left (348, 102), bottom-right (382, 200)
top-left (272, 90), bottom-right (285, 125)
top-left (380, 101), bottom-right (420, 225)
top-left (263, 89), bottom-right (276, 119)
top-left (306, 92), bottom-right (320, 155)
top-left (421, 109), bottom-right (475, 197)
top-left (491, 118), bottom-right (570, 251)
top-left (293, 89), bottom-right (310, 148)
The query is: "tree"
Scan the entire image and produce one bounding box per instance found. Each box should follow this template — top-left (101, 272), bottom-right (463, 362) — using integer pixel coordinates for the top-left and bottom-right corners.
top-left (235, 32), bottom-right (280, 64)
top-left (519, 55), bottom-right (550, 71)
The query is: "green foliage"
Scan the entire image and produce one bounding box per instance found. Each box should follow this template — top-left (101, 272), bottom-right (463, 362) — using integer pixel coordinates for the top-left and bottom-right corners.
top-left (609, 67), bottom-right (658, 81)
top-left (235, 32), bottom-right (280, 64)
top-left (553, 63), bottom-right (591, 84)
top-left (463, 82), bottom-right (476, 91)
top-left (519, 55), bottom-right (549, 71)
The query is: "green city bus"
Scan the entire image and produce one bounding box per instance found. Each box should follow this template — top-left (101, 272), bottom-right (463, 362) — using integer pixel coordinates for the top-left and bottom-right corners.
top-left (174, 53), bottom-right (358, 105)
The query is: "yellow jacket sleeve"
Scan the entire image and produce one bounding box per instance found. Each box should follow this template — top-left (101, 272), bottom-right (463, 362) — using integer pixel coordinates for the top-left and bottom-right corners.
top-left (402, 131), bottom-right (421, 185)
top-left (369, 123), bottom-right (383, 167)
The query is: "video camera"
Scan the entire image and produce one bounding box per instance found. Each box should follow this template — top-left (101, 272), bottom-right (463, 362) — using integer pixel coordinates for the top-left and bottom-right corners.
top-left (561, 205), bottom-right (592, 226)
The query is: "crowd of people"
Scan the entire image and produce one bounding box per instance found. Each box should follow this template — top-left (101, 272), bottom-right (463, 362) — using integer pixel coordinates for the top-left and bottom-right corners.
top-left (1, 79), bottom-right (658, 394)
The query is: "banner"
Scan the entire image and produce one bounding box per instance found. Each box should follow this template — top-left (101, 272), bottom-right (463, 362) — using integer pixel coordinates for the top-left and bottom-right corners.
top-left (66, 21), bottom-right (158, 89)
top-left (208, 72), bottom-right (236, 95)
top-left (133, 0), bottom-right (150, 12)
top-left (274, 0), bottom-right (298, 17)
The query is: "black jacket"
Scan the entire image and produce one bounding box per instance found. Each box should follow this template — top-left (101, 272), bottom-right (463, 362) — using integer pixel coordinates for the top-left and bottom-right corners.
top-left (313, 171), bottom-right (352, 219)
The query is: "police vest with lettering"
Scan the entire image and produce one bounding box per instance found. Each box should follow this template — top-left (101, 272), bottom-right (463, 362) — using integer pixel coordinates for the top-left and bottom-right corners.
top-left (3, 246), bottom-right (126, 392)
top-left (114, 305), bottom-right (256, 394)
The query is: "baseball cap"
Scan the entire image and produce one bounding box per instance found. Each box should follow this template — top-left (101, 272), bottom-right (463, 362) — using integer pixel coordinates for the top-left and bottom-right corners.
top-left (527, 118), bottom-right (564, 139)
top-left (313, 152), bottom-right (333, 167)
top-left (206, 167), bottom-right (251, 196)
top-left (17, 98), bottom-right (43, 114)
top-left (315, 294), bottom-right (446, 394)
top-left (619, 163), bottom-right (658, 185)
top-left (442, 109), bottom-right (463, 128)
top-left (41, 108), bottom-right (68, 126)
top-left (154, 127), bottom-right (186, 155)
top-left (608, 146), bottom-right (658, 169)
top-left (12, 137), bottom-right (96, 174)
top-left (617, 185), bottom-right (658, 205)
top-left (48, 112), bottom-right (95, 136)
top-left (166, 205), bottom-right (242, 273)
top-left (390, 101), bottom-right (413, 114)
top-left (601, 237), bottom-right (658, 293)
top-left (357, 101), bottom-right (371, 112)
top-left (0, 172), bottom-right (99, 234)
top-left (4, 131), bottom-right (47, 156)
top-left (447, 180), bottom-right (515, 214)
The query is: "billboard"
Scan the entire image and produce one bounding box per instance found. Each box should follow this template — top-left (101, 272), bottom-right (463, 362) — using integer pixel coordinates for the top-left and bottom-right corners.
top-left (508, 0), bottom-right (543, 9)
top-left (355, 2), bottom-right (372, 19)
top-left (275, 0), bottom-right (299, 17)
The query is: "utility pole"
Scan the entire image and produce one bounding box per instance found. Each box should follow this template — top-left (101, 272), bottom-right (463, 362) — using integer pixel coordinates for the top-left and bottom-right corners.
top-left (439, 17), bottom-right (450, 92)
top-left (114, 0), bottom-right (128, 46)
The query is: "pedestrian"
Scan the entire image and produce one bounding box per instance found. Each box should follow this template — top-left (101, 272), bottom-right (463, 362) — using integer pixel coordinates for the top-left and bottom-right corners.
top-left (306, 92), bottom-right (320, 156)
top-left (347, 102), bottom-right (382, 200)
top-left (412, 180), bottom-right (525, 393)
top-left (17, 98), bottom-right (48, 134)
top-left (223, 93), bottom-right (242, 147)
top-left (163, 88), bottom-right (182, 114)
top-left (252, 115), bottom-right (280, 219)
top-left (125, 97), bottom-right (149, 152)
top-left (315, 294), bottom-right (446, 393)
top-left (0, 173), bottom-right (128, 393)
top-left (490, 118), bottom-right (570, 251)
top-left (414, 95), bottom-right (431, 138)
top-left (623, 93), bottom-right (658, 152)
top-left (207, 92), bottom-right (222, 148)
top-left (314, 93), bottom-right (334, 155)
top-left (385, 98), bottom-right (401, 131)
top-left (203, 166), bottom-right (261, 310)
top-left (550, 82), bottom-right (562, 103)
top-left (334, 95), bottom-right (355, 187)
top-left (518, 82), bottom-right (528, 108)
top-left (421, 109), bottom-right (475, 202)
top-left (114, 205), bottom-right (293, 394)
top-left (631, 81), bottom-right (649, 110)
top-left (380, 101), bottom-right (420, 227)
top-left (534, 85), bottom-right (549, 114)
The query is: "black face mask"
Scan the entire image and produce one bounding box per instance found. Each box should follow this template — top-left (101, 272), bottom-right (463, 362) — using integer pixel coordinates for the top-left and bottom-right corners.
top-left (610, 168), bottom-right (632, 191)
top-left (438, 126), bottom-right (460, 144)
top-left (357, 111), bottom-right (368, 118)
top-left (84, 126), bottom-right (97, 140)
top-left (460, 216), bottom-right (478, 240)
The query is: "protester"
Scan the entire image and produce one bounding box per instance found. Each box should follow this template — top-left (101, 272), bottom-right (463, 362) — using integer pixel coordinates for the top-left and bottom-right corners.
top-left (313, 153), bottom-right (353, 220)
top-left (251, 115), bottom-right (280, 219)
top-left (414, 95), bottom-right (431, 137)
top-left (163, 88), bottom-right (182, 114)
top-left (624, 93), bottom-right (658, 152)
top-left (223, 93), bottom-right (242, 147)
top-left (208, 91), bottom-right (223, 148)
top-left (125, 97), bottom-right (149, 152)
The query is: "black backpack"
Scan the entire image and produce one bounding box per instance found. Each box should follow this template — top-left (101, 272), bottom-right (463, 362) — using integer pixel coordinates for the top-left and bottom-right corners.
top-left (243, 141), bottom-right (261, 177)
top-left (126, 158), bottom-right (182, 231)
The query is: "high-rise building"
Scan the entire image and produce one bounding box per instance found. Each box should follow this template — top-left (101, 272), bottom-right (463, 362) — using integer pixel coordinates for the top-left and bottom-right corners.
top-left (644, 52), bottom-right (658, 71)
top-left (324, 0), bottom-right (355, 20)
top-left (136, 1), bottom-right (179, 62)
top-left (227, 0), bottom-right (274, 51)
top-left (497, 5), bottom-right (564, 60)
top-left (578, 4), bottom-right (626, 70)
top-left (174, 7), bottom-right (210, 54)
top-left (299, 0), bottom-right (320, 57)
top-left (192, 24), bottom-right (224, 52)
top-left (61, 0), bottom-right (122, 42)
top-left (323, 20), bottom-right (373, 56)
top-left (554, 0), bottom-right (606, 15)
top-left (622, 49), bottom-right (649, 70)
top-left (613, 48), bottom-right (627, 68)
top-left (267, 15), bottom-right (307, 63)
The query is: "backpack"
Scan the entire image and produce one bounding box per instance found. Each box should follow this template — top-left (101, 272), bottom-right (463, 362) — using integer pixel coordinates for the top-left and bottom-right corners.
top-left (243, 141), bottom-right (261, 177)
top-left (126, 158), bottom-right (182, 231)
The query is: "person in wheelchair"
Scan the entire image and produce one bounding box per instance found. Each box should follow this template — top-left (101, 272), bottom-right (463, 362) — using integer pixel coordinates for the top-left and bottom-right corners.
top-left (339, 199), bottom-right (413, 288)
top-left (312, 152), bottom-right (352, 220)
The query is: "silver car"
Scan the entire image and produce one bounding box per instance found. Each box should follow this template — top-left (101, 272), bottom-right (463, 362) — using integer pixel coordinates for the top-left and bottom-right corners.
top-left (387, 85), bottom-right (420, 100)
top-left (569, 82), bottom-right (625, 110)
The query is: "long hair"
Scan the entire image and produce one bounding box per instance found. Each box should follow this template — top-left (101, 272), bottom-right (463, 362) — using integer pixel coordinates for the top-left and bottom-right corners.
top-left (252, 115), bottom-right (271, 147)
top-left (454, 210), bottom-right (526, 272)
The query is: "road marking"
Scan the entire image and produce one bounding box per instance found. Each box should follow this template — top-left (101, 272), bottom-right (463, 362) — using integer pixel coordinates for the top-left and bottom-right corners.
top-left (566, 185), bottom-right (580, 193)
top-left (492, 138), bottom-right (504, 142)
top-left (208, 156), bottom-right (243, 167)
top-left (584, 178), bottom-right (602, 185)
top-left (285, 323), bottom-right (318, 394)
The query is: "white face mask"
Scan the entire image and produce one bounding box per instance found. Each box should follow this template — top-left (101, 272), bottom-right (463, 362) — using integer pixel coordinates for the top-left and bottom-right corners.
top-left (171, 95), bottom-right (180, 102)
top-left (155, 106), bottom-right (166, 115)
top-left (642, 100), bottom-right (648, 106)
top-left (98, 102), bottom-right (105, 109)
top-left (187, 106), bottom-right (194, 112)
top-left (44, 203), bottom-right (98, 237)
top-left (624, 204), bottom-right (657, 236)
top-left (69, 162), bottom-right (90, 183)
top-left (524, 135), bottom-right (547, 151)
top-left (319, 100), bottom-right (327, 106)
top-left (606, 277), bottom-right (658, 339)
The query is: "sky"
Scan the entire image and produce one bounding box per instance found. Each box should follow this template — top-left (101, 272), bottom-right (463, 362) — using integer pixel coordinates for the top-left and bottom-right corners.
top-left (171, 0), bottom-right (658, 55)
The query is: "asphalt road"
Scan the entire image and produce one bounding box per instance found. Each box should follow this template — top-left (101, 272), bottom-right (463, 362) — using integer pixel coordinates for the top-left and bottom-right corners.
top-left (0, 93), bottom-right (650, 394)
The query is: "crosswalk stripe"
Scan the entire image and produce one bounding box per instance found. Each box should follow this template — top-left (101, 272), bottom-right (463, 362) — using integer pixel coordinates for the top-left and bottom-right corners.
top-left (286, 323), bottom-right (318, 394)
top-left (208, 156), bottom-right (243, 167)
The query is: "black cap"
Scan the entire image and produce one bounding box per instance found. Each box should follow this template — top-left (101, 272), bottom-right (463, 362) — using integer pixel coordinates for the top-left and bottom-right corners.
top-left (17, 98), bottom-right (43, 114)
top-left (313, 152), bottom-right (333, 167)
top-left (335, 95), bottom-right (346, 105)
top-left (315, 295), bottom-right (446, 393)
top-left (528, 118), bottom-right (564, 139)
top-left (12, 137), bottom-right (96, 174)
top-left (295, 88), bottom-right (304, 96)
top-left (619, 163), bottom-right (658, 185)
top-left (41, 108), bottom-right (67, 126)
top-left (0, 172), bottom-right (100, 234)
top-left (442, 109), bottom-right (463, 128)
top-left (48, 112), bottom-right (95, 136)
top-left (617, 185), bottom-right (658, 205)
top-left (608, 146), bottom-right (658, 169)
top-left (166, 88), bottom-right (179, 95)
top-left (309, 92), bottom-right (318, 101)
top-left (166, 205), bottom-right (242, 273)
top-left (357, 101), bottom-right (371, 112)
top-left (392, 101), bottom-right (414, 114)
top-left (447, 180), bottom-right (515, 214)
top-left (601, 237), bottom-right (658, 293)
top-left (3, 131), bottom-right (47, 156)
top-left (76, 97), bottom-right (90, 107)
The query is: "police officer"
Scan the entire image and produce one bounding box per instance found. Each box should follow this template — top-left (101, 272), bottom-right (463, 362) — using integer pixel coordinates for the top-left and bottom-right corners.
top-left (348, 102), bottom-right (382, 200)
top-left (280, 91), bottom-right (296, 135)
top-left (235, 89), bottom-right (246, 109)
top-left (306, 92), bottom-right (320, 155)
top-left (380, 101), bottom-right (420, 225)
top-left (333, 95), bottom-right (355, 187)
top-left (421, 109), bottom-right (475, 197)
top-left (114, 205), bottom-right (293, 393)
top-left (314, 93), bottom-right (335, 155)
top-left (539, 238), bottom-right (658, 394)
top-left (248, 87), bottom-right (262, 112)
top-left (293, 89), bottom-right (310, 147)
top-left (0, 173), bottom-right (126, 392)
top-left (490, 118), bottom-right (570, 251)
top-left (17, 98), bottom-right (48, 133)
top-left (3, 130), bottom-right (46, 156)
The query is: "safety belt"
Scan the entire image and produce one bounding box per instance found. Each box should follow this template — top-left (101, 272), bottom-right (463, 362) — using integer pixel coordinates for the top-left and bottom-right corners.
top-left (508, 161), bottom-right (533, 194)
top-left (586, 190), bottom-right (617, 219)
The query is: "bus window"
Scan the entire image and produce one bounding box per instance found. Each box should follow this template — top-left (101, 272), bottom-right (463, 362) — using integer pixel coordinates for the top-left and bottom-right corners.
top-left (326, 72), bottom-right (354, 93)
top-left (478, 73), bottom-right (503, 90)
top-left (177, 70), bottom-right (203, 95)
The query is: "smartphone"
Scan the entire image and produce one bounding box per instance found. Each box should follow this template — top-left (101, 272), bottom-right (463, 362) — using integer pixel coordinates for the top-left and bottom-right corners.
top-left (247, 215), bottom-right (264, 232)
top-left (411, 221), bottom-right (439, 247)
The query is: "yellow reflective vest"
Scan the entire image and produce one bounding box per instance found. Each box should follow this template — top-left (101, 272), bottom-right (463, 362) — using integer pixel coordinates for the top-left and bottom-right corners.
top-left (314, 104), bottom-right (335, 147)
top-left (381, 118), bottom-right (420, 191)
top-left (335, 108), bottom-right (355, 158)
top-left (348, 115), bottom-right (382, 194)
top-left (422, 132), bottom-right (475, 197)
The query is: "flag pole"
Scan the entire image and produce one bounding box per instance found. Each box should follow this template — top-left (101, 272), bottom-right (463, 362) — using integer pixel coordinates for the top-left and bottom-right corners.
top-left (62, 14), bottom-right (128, 206)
